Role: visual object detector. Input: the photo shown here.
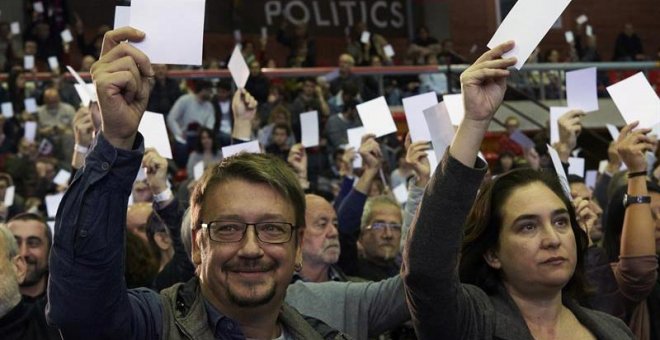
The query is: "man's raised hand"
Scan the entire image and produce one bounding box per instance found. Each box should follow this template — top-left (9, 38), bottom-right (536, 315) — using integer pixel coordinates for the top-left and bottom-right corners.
top-left (91, 28), bottom-right (154, 150)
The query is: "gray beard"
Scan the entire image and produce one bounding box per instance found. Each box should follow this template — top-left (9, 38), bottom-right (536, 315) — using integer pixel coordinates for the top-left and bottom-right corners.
top-left (226, 282), bottom-right (276, 308)
top-left (0, 276), bottom-right (21, 318)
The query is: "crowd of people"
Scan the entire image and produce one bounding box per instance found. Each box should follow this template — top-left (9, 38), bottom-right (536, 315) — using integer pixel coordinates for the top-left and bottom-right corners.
top-left (0, 2), bottom-right (659, 340)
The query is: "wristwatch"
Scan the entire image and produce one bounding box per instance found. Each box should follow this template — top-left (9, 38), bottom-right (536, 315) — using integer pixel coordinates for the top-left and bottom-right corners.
top-left (622, 194), bottom-right (651, 208)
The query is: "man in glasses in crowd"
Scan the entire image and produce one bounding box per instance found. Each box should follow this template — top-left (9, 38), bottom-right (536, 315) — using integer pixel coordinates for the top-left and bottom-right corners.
top-left (47, 27), bottom-right (348, 339)
top-left (356, 196), bottom-right (403, 281)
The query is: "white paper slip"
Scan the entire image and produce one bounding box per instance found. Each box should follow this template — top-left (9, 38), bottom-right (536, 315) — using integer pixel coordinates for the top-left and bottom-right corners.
top-left (564, 31), bottom-right (574, 44)
top-left (10, 22), bottom-right (20, 35)
top-left (34, 1), bottom-right (45, 13)
top-left (1, 102), bottom-right (14, 118)
top-left (347, 127), bottom-right (366, 168)
top-left (585, 170), bottom-right (597, 189)
top-left (423, 102), bottom-right (455, 161)
top-left (509, 130), bottom-right (534, 150)
top-left (74, 84), bottom-right (92, 107)
top-left (598, 159), bottom-right (608, 174)
top-left (24, 121), bottom-right (37, 142)
top-left (426, 150), bottom-right (439, 176)
top-left (134, 167), bottom-right (147, 182)
top-left (383, 44), bottom-right (395, 58)
top-left (45, 192), bottom-right (65, 218)
top-left (442, 93), bottom-right (465, 126)
top-left (60, 29), bottom-right (73, 43)
top-left (228, 45), bottom-right (250, 88)
top-left (568, 157), bottom-right (585, 177)
top-left (24, 55), bottom-right (35, 70)
top-left (546, 144), bottom-right (571, 200)
top-left (233, 29), bottom-right (242, 42)
top-left (392, 183), bottom-right (408, 204)
top-left (356, 96), bottom-right (397, 138)
top-left (487, 0), bottom-right (572, 69)
top-left (48, 56), bottom-right (59, 71)
top-left (67, 65), bottom-right (87, 86)
top-left (24, 98), bottom-right (38, 113)
top-left (606, 124), bottom-right (620, 141)
top-left (193, 161), bottom-right (205, 180)
top-left (53, 169), bottom-right (72, 186)
top-left (586, 25), bottom-right (593, 37)
top-left (130, 0), bottom-right (206, 65)
top-left (566, 67), bottom-right (598, 112)
top-left (402, 92), bottom-right (438, 142)
top-left (300, 111), bottom-right (320, 148)
top-left (607, 72), bottom-right (660, 129)
top-left (3, 186), bottom-right (15, 207)
top-left (222, 140), bottom-right (261, 158)
top-left (360, 31), bottom-right (371, 44)
top-left (114, 6), bottom-right (131, 29)
top-left (550, 107), bottom-right (571, 144)
top-left (261, 27), bottom-right (268, 39)
top-left (576, 14), bottom-right (588, 25)
top-left (138, 111), bottom-right (173, 159)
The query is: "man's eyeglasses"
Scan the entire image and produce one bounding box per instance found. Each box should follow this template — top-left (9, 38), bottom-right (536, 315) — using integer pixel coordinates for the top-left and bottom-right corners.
top-left (201, 221), bottom-right (297, 244)
top-left (364, 222), bottom-right (402, 232)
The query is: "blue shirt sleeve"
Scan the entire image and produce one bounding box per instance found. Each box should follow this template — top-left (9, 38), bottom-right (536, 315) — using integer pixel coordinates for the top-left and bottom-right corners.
top-left (47, 132), bottom-right (163, 340)
top-left (336, 188), bottom-right (368, 275)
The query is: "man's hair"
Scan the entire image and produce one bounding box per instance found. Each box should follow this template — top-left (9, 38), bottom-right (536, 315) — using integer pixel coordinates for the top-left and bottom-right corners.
top-left (192, 79), bottom-right (213, 93)
top-left (146, 211), bottom-right (168, 263)
top-left (217, 79), bottom-right (232, 92)
top-left (0, 224), bottom-right (19, 259)
top-left (190, 153), bottom-right (306, 242)
top-left (360, 195), bottom-right (401, 230)
top-left (8, 213), bottom-right (51, 250)
top-left (272, 123), bottom-right (291, 137)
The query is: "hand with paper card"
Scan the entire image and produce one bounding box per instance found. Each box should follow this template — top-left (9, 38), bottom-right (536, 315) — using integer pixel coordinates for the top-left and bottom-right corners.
top-left (572, 196), bottom-right (596, 247)
top-left (605, 141), bottom-right (623, 175)
top-left (287, 144), bottom-right (308, 189)
top-left (404, 134), bottom-right (431, 188)
top-left (142, 148), bottom-right (170, 200)
top-left (90, 27), bottom-right (155, 150)
top-left (73, 106), bottom-right (94, 147)
top-left (451, 41), bottom-right (517, 166)
top-left (355, 134), bottom-right (382, 195)
top-left (231, 89), bottom-right (258, 141)
top-left (616, 121), bottom-right (653, 174)
top-left (557, 109), bottom-right (585, 157)
top-left (339, 147), bottom-right (356, 178)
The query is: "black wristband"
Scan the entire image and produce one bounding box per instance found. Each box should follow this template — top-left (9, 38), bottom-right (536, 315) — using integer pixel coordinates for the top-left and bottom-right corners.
top-left (627, 171), bottom-right (647, 179)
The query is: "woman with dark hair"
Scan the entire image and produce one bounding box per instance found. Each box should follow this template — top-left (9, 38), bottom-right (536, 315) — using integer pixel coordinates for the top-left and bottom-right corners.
top-left (402, 41), bottom-right (632, 339)
top-left (493, 150), bottom-right (516, 175)
top-left (185, 127), bottom-right (221, 180)
top-left (597, 126), bottom-right (659, 340)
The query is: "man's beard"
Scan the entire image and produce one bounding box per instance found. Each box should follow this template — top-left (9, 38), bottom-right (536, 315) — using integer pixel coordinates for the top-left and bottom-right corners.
top-left (223, 260), bottom-right (278, 308)
top-left (226, 281), bottom-right (277, 308)
top-left (21, 262), bottom-right (47, 287)
top-left (0, 273), bottom-right (21, 317)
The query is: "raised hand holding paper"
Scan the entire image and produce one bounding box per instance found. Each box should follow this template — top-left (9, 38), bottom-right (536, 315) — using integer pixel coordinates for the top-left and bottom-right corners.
top-left (1, 102), bottom-right (14, 118)
top-left (550, 107), bottom-right (571, 144)
top-left (24, 121), bottom-right (38, 143)
top-left (347, 127), bottom-right (366, 168)
top-left (488, 0), bottom-right (572, 69)
top-left (566, 67), bottom-right (599, 112)
top-left (228, 45), bottom-right (250, 89)
top-left (402, 92), bottom-right (437, 142)
top-left (607, 72), bottom-right (660, 129)
top-left (130, 0), bottom-right (206, 65)
top-left (222, 140), bottom-right (261, 158)
top-left (356, 96), bottom-right (397, 137)
top-left (300, 111), bottom-right (320, 148)
top-left (138, 111), bottom-right (173, 159)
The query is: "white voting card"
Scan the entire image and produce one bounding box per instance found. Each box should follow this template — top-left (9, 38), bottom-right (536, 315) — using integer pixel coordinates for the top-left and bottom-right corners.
top-left (34, 2), bottom-right (45, 13)
top-left (300, 111), bottom-right (320, 148)
top-left (60, 29), bottom-right (73, 43)
top-left (3, 186), bottom-right (15, 207)
top-left (568, 157), bottom-right (585, 177)
top-left (24, 98), bottom-right (38, 113)
top-left (392, 183), bottom-right (408, 204)
top-left (488, 0), bottom-right (572, 69)
top-left (1, 102), bottom-right (14, 118)
top-left (356, 96), bottom-right (397, 138)
top-left (607, 72), bottom-right (660, 129)
top-left (24, 55), bottom-right (35, 70)
top-left (138, 111), bottom-right (173, 159)
top-left (402, 92), bottom-right (437, 142)
top-left (546, 144), bottom-right (571, 200)
top-left (383, 45), bottom-right (395, 58)
top-left (347, 127), bottom-right (366, 168)
top-left (24, 121), bottom-right (37, 143)
top-left (45, 192), bottom-right (65, 218)
top-left (130, 0), bottom-right (206, 65)
top-left (423, 102), bottom-right (455, 162)
top-left (576, 15), bottom-right (588, 25)
top-left (228, 45), bottom-right (250, 89)
top-left (114, 6), bottom-right (131, 29)
top-left (53, 169), bottom-right (72, 186)
top-left (10, 22), bottom-right (20, 36)
top-left (566, 67), bottom-right (598, 112)
top-left (550, 107), bottom-right (571, 144)
top-left (585, 170), bottom-right (597, 189)
top-left (360, 31), bottom-right (371, 44)
top-left (222, 140), bottom-right (261, 158)
top-left (48, 56), bottom-right (59, 71)
top-left (193, 161), bottom-right (204, 180)
top-left (442, 93), bottom-right (465, 126)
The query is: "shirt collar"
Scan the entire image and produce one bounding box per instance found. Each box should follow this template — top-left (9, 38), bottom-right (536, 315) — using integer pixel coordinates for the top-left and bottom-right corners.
top-left (203, 298), bottom-right (245, 339)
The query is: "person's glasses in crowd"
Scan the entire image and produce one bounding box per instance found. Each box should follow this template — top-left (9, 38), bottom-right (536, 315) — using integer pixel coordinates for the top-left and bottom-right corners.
top-left (201, 221), bottom-right (297, 244)
top-left (365, 222), bottom-right (402, 233)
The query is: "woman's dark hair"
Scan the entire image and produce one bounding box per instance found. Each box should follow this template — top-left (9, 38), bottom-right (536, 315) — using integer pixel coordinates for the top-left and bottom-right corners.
top-left (603, 181), bottom-right (660, 262)
top-left (460, 168), bottom-right (590, 300)
top-left (493, 150), bottom-right (516, 175)
top-left (194, 127), bottom-right (219, 155)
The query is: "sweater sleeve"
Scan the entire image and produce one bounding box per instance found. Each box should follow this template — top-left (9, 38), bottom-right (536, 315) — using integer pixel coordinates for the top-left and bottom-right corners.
top-left (612, 255), bottom-right (659, 303)
top-left (402, 152), bottom-right (489, 339)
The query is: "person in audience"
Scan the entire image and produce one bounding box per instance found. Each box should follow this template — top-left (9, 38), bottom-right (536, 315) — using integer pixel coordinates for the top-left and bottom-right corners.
top-left (245, 60), bottom-right (270, 104)
top-left (419, 54), bottom-right (449, 96)
top-left (37, 88), bottom-right (76, 164)
top-left (127, 202), bottom-right (153, 244)
top-left (0, 173), bottom-right (24, 221)
top-left (211, 80), bottom-right (234, 147)
top-left (0, 224), bottom-right (60, 340)
top-left (493, 150), bottom-right (516, 175)
top-left (613, 23), bottom-right (645, 61)
top-left (356, 196), bottom-right (402, 281)
top-left (328, 81), bottom-right (360, 115)
top-left (289, 77), bottom-right (330, 141)
top-left (277, 20), bottom-right (316, 67)
top-left (4, 138), bottom-right (39, 198)
top-left (185, 127), bottom-right (221, 181)
top-left (438, 38), bottom-right (466, 65)
top-left (330, 53), bottom-right (362, 96)
top-left (146, 64), bottom-right (182, 116)
top-left (7, 213), bottom-right (51, 300)
top-left (257, 104), bottom-right (295, 149)
top-left (390, 148), bottom-right (413, 189)
top-left (407, 25), bottom-right (441, 65)
top-left (324, 98), bottom-right (362, 154)
top-left (403, 41), bottom-right (633, 339)
top-left (347, 21), bottom-right (392, 66)
top-left (498, 115), bottom-right (524, 156)
top-left (48, 27), bottom-right (348, 339)
top-left (568, 175), bottom-right (603, 245)
top-left (265, 123), bottom-right (293, 162)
